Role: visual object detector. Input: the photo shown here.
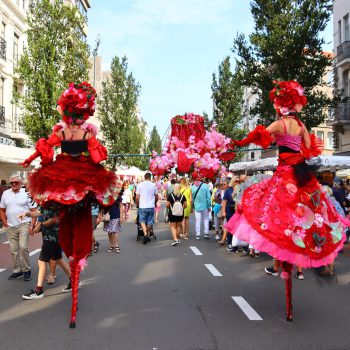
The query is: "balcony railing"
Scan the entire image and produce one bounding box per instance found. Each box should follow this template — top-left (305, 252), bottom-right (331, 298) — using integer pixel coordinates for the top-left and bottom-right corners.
top-left (334, 102), bottom-right (350, 121)
top-left (0, 37), bottom-right (6, 61)
top-left (12, 114), bottom-right (24, 133)
top-left (337, 41), bottom-right (350, 63)
top-left (0, 106), bottom-right (5, 127)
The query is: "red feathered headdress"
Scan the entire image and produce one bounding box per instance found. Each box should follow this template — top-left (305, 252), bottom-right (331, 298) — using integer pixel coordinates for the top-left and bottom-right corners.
top-left (269, 80), bottom-right (307, 116)
top-left (57, 81), bottom-right (96, 125)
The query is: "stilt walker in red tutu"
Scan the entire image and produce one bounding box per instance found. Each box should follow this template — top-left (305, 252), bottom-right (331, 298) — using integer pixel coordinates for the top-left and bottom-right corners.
top-left (225, 80), bottom-right (348, 321)
top-left (22, 82), bottom-right (118, 328)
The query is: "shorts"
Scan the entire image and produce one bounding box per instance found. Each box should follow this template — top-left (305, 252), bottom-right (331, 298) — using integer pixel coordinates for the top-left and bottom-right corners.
top-left (39, 240), bottom-right (62, 262)
top-left (138, 208), bottom-right (154, 225)
top-left (103, 218), bottom-right (121, 234)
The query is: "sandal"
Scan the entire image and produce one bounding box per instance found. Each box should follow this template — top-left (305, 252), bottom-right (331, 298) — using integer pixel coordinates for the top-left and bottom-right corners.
top-left (115, 246), bottom-right (120, 253)
top-left (108, 247), bottom-right (114, 252)
top-left (47, 274), bottom-right (56, 284)
top-left (93, 241), bottom-right (99, 253)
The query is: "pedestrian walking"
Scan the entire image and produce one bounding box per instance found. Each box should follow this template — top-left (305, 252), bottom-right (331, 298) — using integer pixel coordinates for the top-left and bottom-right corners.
top-left (180, 177), bottom-right (192, 239)
top-left (191, 178), bottom-right (211, 240)
top-left (136, 172), bottom-right (158, 244)
top-left (102, 185), bottom-right (124, 253)
top-left (21, 208), bottom-right (71, 299)
top-left (0, 174), bottom-right (36, 281)
top-left (91, 203), bottom-right (100, 254)
top-left (167, 184), bottom-right (187, 246)
top-left (122, 182), bottom-right (133, 221)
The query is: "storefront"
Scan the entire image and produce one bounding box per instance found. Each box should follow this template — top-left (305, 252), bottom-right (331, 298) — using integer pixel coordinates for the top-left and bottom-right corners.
top-left (0, 144), bottom-right (38, 181)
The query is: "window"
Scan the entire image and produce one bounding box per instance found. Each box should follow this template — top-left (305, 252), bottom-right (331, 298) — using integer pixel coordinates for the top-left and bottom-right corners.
top-left (251, 152), bottom-right (255, 160)
top-left (316, 131), bottom-right (324, 140)
top-left (338, 20), bottom-right (342, 44)
top-left (344, 14), bottom-right (350, 41)
top-left (342, 69), bottom-right (350, 97)
top-left (0, 78), bottom-right (4, 106)
top-left (76, 0), bottom-right (88, 20)
top-left (0, 22), bottom-right (5, 39)
top-left (13, 34), bottom-right (19, 67)
top-left (327, 132), bottom-right (334, 149)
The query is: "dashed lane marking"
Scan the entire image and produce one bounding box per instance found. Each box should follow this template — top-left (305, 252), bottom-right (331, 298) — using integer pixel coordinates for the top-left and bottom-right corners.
top-left (204, 264), bottom-right (223, 277)
top-left (0, 269), bottom-right (6, 273)
top-left (232, 296), bottom-right (263, 321)
top-left (190, 246), bottom-right (203, 256)
top-left (29, 249), bottom-right (41, 256)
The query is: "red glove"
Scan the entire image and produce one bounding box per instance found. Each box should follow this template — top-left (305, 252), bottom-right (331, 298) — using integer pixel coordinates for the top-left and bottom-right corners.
top-left (21, 150), bottom-right (41, 168)
top-left (88, 137), bottom-right (107, 164)
top-left (233, 125), bottom-right (272, 149)
top-left (301, 134), bottom-right (323, 159)
top-left (21, 133), bottom-right (61, 167)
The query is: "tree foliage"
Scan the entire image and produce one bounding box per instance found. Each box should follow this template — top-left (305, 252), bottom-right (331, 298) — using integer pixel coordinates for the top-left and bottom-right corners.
top-left (98, 55), bottom-right (147, 170)
top-left (232, 0), bottom-right (333, 130)
top-left (147, 126), bottom-right (162, 154)
top-left (211, 57), bottom-right (245, 140)
top-left (14, 0), bottom-right (90, 141)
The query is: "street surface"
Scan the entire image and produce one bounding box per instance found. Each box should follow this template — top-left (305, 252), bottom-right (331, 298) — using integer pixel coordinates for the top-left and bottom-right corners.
top-left (0, 204), bottom-right (349, 350)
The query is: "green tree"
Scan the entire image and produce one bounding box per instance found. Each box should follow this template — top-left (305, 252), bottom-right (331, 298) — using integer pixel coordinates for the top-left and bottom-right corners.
top-left (98, 55), bottom-right (146, 170)
top-left (211, 57), bottom-right (245, 140)
top-left (232, 0), bottom-right (333, 130)
top-left (147, 126), bottom-right (162, 154)
top-left (202, 111), bottom-right (212, 129)
top-left (14, 0), bottom-right (90, 141)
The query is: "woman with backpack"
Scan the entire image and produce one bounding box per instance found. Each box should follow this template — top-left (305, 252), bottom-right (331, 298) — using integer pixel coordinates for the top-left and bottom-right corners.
top-left (166, 183), bottom-right (187, 246)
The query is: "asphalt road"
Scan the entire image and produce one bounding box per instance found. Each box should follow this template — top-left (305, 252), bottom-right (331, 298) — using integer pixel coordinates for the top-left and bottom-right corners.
top-left (0, 206), bottom-right (349, 350)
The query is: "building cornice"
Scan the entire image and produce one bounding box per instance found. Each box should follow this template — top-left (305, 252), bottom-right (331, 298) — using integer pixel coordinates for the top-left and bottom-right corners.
top-left (2, 0), bottom-right (26, 23)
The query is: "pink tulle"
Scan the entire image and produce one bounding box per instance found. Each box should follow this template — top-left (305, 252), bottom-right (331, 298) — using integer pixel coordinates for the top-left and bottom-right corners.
top-left (225, 213), bottom-right (346, 269)
top-left (78, 257), bottom-right (88, 271)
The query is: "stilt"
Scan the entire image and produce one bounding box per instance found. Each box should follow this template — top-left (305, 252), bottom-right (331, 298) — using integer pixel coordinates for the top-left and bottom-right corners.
top-left (281, 261), bottom-right (293, 322)
top-left (69, 259), bottom-right (81, 328)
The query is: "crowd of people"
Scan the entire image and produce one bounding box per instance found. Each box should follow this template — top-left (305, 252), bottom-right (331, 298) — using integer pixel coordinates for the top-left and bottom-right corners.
top-left (0, 169), bottom-right (349, 302)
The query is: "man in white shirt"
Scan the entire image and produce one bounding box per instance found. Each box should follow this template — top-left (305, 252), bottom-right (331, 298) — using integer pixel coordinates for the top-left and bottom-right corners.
top-left (136, 172), bottom-right (158, 244)
top-left (0, 174), bottom-right (36, 281)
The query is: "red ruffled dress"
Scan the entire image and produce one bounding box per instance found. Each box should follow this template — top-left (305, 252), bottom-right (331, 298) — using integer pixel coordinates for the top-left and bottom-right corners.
top-left (26, 124), bottom-right (120, 327)
top-left (28, 130), bottom-right (117, 208)
top-left (225, 122), bottom-right (348, 268)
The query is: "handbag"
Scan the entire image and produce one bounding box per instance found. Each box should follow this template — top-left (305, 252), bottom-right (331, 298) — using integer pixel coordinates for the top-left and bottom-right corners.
top-left (102, 212), bottom-right (110, 223)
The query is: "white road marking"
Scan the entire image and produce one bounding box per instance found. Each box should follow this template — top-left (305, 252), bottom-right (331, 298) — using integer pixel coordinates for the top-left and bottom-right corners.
top-left (3, 241), bottom-right (9, 244)
top-left (29, 249), bottom-right (41, 256)
top-left (0, 269), bottom-right (6, 273)
top-left (190, 246), bottom-right (203, 256)
top-left (204, 264), bottom-right (223, 277)
top-left (232, 296), bottom-right (263, 321)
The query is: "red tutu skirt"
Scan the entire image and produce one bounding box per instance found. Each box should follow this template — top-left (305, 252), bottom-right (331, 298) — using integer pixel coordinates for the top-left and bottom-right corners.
top-left (225, 162), bottom-right (348, 268)
top-left (28, 154), bottom-right (118, 207)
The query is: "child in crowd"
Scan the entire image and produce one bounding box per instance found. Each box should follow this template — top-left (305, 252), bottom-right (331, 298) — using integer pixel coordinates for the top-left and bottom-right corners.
top-left (21, 208), bottom-right (71, 299)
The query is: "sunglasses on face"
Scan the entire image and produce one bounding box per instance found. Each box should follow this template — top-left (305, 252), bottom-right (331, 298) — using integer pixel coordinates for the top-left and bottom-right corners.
top-left (10, 181), bottom-right (20, 185)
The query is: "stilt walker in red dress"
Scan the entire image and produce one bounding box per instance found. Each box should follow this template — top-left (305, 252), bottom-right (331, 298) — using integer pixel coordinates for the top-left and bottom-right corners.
top-left (225, 80), bottom-right (348, 321)
top-left (22, 82), bottom-right (118, 328)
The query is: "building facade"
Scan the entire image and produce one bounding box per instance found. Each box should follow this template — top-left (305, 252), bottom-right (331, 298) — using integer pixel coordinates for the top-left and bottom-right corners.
top-left (331, 0), bottom-right (350, 155)
top-left (0, 0), bottom-right (28, 147)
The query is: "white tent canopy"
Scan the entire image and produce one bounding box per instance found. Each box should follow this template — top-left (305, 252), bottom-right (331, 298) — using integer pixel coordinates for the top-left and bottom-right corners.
top-left (115, 165), bottom-right (146, 177)
top-left (0, 144), bottom-right (39, 180)
top-left (229, 156), bottom-right (350, 173)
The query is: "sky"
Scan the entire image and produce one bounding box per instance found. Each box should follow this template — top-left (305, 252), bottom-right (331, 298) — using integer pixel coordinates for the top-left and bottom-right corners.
top-left (87, 0), bottom-right (333, 140)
